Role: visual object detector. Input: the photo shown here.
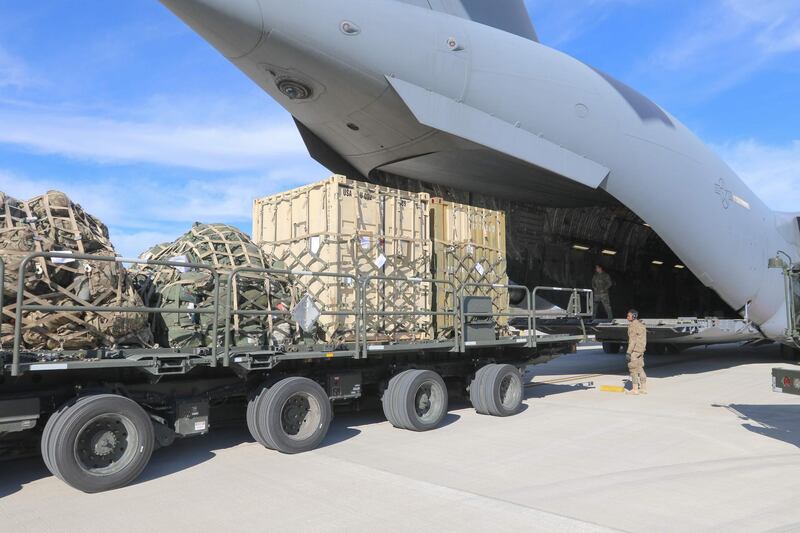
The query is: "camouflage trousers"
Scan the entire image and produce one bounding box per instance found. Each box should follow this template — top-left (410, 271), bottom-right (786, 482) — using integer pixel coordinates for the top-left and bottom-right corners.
top-left (627, 351), bottom-right (647, 390)
top-left (595, 292), bottom-right (613, 319)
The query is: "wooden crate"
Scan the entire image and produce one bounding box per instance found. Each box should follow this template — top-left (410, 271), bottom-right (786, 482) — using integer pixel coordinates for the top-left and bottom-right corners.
top-left (254, 176), bottom-right (432, 342)
top-left (429, 198), bottom-right (509, 334)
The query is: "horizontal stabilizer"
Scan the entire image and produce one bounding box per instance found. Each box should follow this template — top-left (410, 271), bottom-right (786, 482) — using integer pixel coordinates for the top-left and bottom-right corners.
top-left (387, 77), bottom-right (610, 190)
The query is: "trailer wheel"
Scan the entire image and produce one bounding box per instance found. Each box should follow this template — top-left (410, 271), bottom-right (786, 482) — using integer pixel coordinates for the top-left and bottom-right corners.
top-left (602, 342), bottom-right (622, 354)
top-left (470, 364), bottom-right (524, 417)
top-left (246, 390), bottom-right (263, 446)
top-left (247, 386), bottom-right (275, 449)
top-left (41, 402), bottom-right (71, 474)
top-left (255, 377), bottom-right (331, 454)
top-left (47, 394), bottom-right (154, 493)
top-left (42, 396), bottom-right (97, 479)
top-left (383, 370), bottom-right (448, 431)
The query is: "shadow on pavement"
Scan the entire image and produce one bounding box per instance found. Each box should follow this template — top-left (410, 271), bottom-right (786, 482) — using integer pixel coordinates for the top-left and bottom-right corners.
top-left (0, 456), bottom-right (49, 499)
top-left (0, 413), bottom-right (369, 497)
top-left (525, 382), bottom-right (594, 399)
top-left (531, 344), bottom-right (784, 380)
top-left (135, 426), bottom-right (251, 485)
top-left (718, 403), bottom-right (800, 448)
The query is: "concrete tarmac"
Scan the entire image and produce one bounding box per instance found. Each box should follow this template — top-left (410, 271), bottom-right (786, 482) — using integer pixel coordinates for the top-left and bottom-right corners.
top-left (2, 344), bottom-right (800, 532)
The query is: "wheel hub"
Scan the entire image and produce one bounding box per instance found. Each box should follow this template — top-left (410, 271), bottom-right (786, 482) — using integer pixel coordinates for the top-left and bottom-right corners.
top-left (415, 385), bottom-right (433, 416)
top-left (281, 395), bottom-right (311, 436)
top-left (75, 415), bottom-right (135, 474)
top-left (90, 429), bottom-right (118, 457)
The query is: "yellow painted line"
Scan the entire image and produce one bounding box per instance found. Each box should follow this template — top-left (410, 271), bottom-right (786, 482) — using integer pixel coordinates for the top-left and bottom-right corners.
top-left (599, 385), bottom-right (626, 393)
top-left (325, 353), bottom-right (335, 358)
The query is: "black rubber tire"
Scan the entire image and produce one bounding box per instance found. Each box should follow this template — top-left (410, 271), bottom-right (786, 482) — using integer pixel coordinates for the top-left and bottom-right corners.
top-left (47, 394), bottom-right (155, 493)
top-left (43, 396), bottom-right (96, 480)
top-left (246, 389), bottom-right (261, 445)
top-left (468, 367), bottom-right (489, 415)
top-left (382, 371), bottom-right (412, 429)
top-left (255, 377), bottom-right (331, 454)
top-left (470, 364), bottom-right (524, 417)
top-left (40, 402), bottom-right (72, 474)
top-left (602, 342), bottom-right (622, 354)
top-left (247, 385), bottom-right (274, 449)
top-left (383, 369), bottom-right (448, 432)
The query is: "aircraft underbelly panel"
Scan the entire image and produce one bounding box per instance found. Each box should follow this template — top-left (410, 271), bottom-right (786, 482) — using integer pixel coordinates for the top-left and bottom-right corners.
top-left (378, 149), bottom-right (609, 206)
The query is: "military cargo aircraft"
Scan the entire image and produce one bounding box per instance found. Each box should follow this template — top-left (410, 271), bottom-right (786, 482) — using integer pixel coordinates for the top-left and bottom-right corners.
top-left (159, 0), bottom-right (800, 347)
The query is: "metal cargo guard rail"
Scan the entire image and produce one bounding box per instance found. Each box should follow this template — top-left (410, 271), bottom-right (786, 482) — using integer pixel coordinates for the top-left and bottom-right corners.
top-left (531, 286), bottom-right (594, 346)
top-left (225, 266), bottom-right (360, 366)
top-left (458, 282), bottom-right (533, 350)
top-left (360, 276), bottom-right (459, 358)
top-left (5, 251), bottom-right (594, 377)
top-left (10, 252), bottom-right (222, 377)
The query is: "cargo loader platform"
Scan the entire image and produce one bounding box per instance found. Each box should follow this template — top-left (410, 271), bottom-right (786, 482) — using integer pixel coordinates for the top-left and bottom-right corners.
top-left (532, 316), bottom-right (761, 353)
top-left (0, 252), bottom-right (592, 492)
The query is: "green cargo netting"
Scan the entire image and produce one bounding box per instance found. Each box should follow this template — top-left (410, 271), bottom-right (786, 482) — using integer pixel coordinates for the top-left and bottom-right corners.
top-left (132, 223), bottom-right (295, 349)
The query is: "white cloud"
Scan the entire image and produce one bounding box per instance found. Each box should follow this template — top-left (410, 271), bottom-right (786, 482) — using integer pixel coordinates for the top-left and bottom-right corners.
top-left (0, 163), bottom-right (329, 257)
top-left (645, 0), bottom-right (800, 95)
top-left (0, 46), bottom-right (34, 88)
top-left (0, 108), bottom-right (308, 171)
top-left (110, 230), bottom-right (185, 259)
top-left (725, 0), bottom-right (800, 54)
top-left (526, 0), bottom-right (644, 46)
top-left (718, 139), bottom-right (800, 213)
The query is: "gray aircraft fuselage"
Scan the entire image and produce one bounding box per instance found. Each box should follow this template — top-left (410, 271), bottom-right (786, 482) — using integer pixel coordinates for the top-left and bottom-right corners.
top-left (160, 0), bottom-right (800, 342)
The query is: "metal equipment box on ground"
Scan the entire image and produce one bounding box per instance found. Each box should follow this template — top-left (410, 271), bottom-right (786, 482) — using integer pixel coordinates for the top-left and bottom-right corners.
top-left (429, 198), bottom-right (509, 334)
top-left (253, 176), bottom-right (432, 342)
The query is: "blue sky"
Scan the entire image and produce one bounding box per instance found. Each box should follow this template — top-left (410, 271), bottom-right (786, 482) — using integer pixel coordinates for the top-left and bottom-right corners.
top-left (0, 0), bottom-right (798, 257)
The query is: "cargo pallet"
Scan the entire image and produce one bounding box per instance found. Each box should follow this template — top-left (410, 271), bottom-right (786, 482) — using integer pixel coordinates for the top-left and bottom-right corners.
top-left (0, 252), bottom-right (591, 492)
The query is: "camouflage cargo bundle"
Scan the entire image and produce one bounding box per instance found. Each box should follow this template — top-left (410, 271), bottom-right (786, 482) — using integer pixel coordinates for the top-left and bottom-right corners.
top-left (133, 223), bottom-right (294, 349)
top-left (0, 191), bottom-right (152, 350)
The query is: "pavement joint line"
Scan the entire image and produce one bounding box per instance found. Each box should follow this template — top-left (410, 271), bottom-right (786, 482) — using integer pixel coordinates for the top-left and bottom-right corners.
top-left (528, 398), bottom-right (781, 427)
top-left (312, 449), bottom-right (621, 532)
top-left (517, 452), bottom-right (800, 493)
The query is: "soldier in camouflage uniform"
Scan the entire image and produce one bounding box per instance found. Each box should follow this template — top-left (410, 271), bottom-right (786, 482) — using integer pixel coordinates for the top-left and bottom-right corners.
top-left (626, 309), bottom-right (647, 395)
top-left (592, 264), bottom-right (614, 319)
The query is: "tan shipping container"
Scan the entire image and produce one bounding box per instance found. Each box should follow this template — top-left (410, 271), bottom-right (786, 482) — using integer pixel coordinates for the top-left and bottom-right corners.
top-left (253, 176), bottom-right (432, 342)
top-left (429, 198), bottom-right (509, 334)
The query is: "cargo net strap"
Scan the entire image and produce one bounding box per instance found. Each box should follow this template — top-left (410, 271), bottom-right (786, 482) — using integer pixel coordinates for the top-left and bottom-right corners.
top-left (2, 260), bottom-right (152, 351)
top-left (132, 223), bottom-right (295, 351)
top-left (434, 243), bottom-right (509, 338)
top-left (1, 191), bottom-right (152, 352)
top-left (265, 232), bottom-right (433, 344)
top-left (173, 223), bottom-right (265, 270)
top-left (1, 191), bottom-right (113, 289)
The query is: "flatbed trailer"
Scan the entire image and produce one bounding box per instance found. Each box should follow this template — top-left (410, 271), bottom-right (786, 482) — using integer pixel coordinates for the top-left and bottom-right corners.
top-left (0, 252), bottom-right (591, 492)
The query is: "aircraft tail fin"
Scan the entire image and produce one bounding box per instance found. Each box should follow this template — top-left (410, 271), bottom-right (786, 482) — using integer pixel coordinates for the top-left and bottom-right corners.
top-left (400, 0), bottom-right (538, 41)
